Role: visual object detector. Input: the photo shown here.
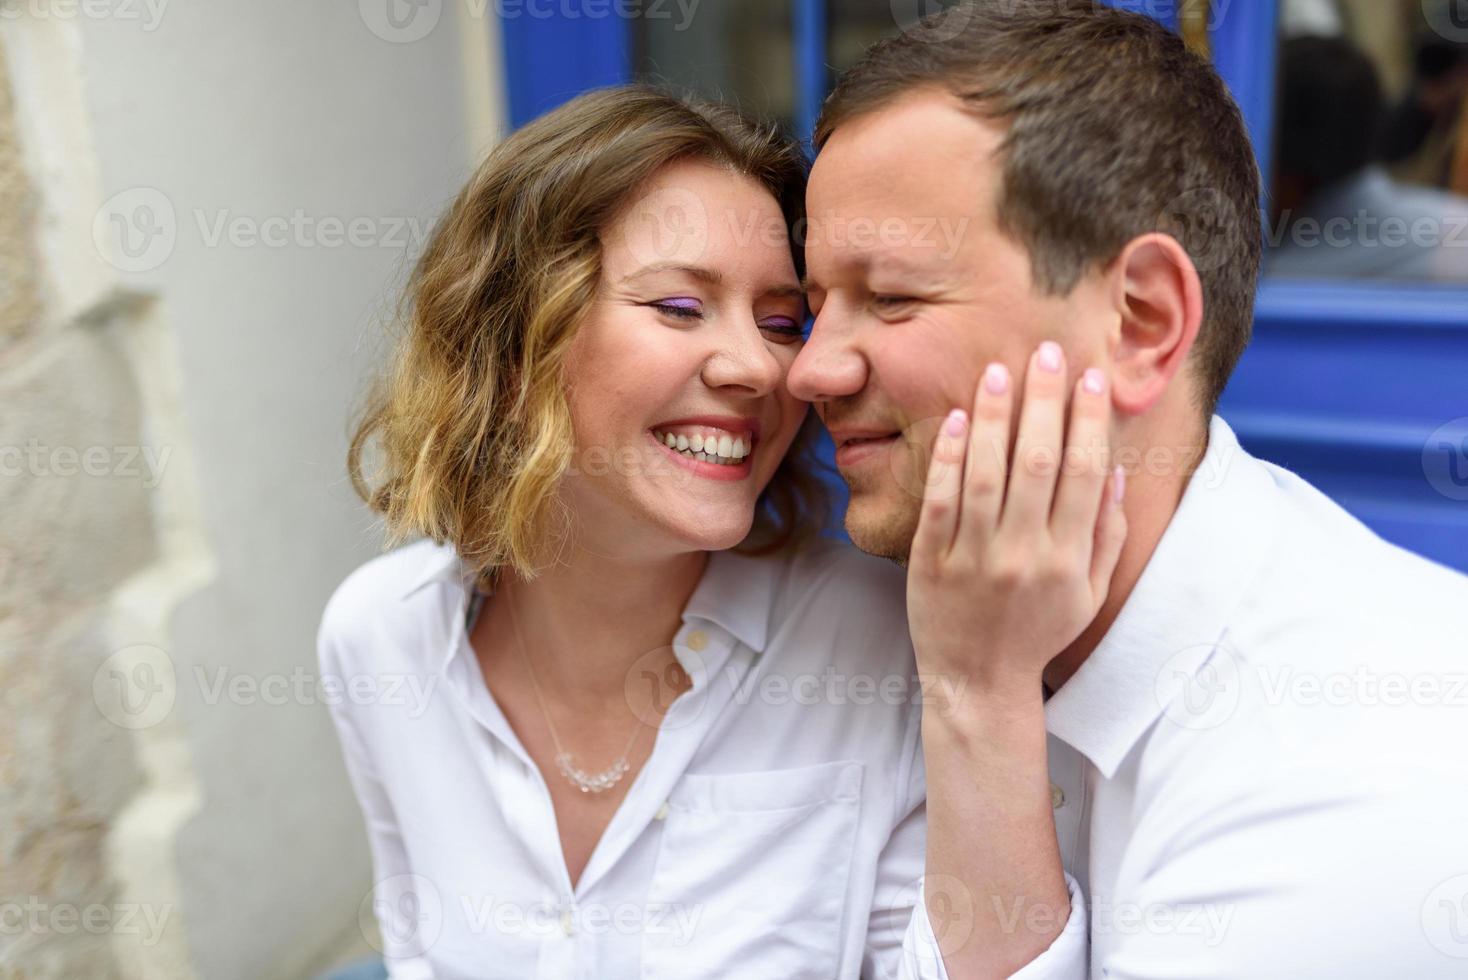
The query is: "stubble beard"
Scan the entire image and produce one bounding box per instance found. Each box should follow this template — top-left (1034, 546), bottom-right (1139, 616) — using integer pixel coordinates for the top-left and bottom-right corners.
top-left (840, 467), bottom-right (920, 567)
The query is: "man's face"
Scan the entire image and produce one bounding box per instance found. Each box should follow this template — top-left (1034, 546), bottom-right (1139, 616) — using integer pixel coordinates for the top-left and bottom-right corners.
top-left (789, 88), bottom-right (1112, 560)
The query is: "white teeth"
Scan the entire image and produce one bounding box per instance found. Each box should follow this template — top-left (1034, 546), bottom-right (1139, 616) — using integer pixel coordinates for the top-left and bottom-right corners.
top-left (652, 428), bottom-right (753, 465)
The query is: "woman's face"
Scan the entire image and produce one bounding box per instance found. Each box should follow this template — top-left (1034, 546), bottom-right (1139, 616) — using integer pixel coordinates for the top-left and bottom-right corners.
top-left (560, 158), bottom-right (808, 558)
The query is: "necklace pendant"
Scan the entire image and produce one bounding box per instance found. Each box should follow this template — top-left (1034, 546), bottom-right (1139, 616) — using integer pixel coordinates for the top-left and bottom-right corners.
top-left (556, 752), bottom-right (630, 793)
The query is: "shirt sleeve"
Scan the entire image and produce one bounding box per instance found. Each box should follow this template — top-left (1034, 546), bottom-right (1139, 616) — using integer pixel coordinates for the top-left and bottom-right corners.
top-left (896, 869), bottom-right (1088, 980)
top-left (318, 608), bottom-right (437, 980)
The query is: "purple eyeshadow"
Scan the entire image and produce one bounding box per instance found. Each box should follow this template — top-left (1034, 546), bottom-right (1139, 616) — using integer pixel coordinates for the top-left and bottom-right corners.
top-left (658, 297), bottom-right (701, 310)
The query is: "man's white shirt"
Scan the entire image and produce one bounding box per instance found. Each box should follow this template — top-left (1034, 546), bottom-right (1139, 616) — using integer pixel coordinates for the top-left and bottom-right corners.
top-left (920, 415), bottom-right (1468, 978)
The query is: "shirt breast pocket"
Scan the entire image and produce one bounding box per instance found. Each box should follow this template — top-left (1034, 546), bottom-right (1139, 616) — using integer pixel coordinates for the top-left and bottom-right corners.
top-left (641, 759), bottom-right (865, 980)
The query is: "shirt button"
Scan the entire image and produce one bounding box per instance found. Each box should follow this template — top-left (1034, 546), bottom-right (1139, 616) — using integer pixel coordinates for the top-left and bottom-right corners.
top-left (1050, 781), bottom-right (1066, 810)
top-left (686, 630), bottom-right (708, 652)
top-left (560, 908), bottom-right (575, 936)
top-left (654, 801), bottom-right (670, 820)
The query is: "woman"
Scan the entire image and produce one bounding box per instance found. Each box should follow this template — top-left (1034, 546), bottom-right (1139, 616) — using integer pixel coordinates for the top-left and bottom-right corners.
top-left (319, 85), bottom-right (1089, 979)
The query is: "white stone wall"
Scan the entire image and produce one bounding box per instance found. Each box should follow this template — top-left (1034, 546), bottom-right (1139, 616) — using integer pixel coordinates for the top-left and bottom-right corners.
top-left (1, 4), bottom-right (505, 978)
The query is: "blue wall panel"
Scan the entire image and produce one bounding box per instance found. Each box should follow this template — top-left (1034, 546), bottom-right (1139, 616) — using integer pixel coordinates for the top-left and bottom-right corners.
top-left (500, 8), bottom-right (631, 129)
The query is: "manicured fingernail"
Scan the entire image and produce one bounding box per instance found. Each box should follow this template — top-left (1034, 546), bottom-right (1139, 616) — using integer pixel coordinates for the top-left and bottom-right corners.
top-left (1113, 465), bottom-right (1127, 504)
top-left (944, 410), bottom-right (967, 437)
top-left (1038, 341), bottom-right (1063, 374)
top-left (1083, 368), bottom-right (1106, 395)
top-left (983, 362), bottom-right (1010, 395)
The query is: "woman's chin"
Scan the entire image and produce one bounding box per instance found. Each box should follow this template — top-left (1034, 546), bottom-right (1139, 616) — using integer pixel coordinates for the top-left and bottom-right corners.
top-left (657, 509), bottom-right (755, 553)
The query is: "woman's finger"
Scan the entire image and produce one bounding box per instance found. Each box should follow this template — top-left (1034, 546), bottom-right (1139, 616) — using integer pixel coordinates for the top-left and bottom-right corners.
top-left (912, 409), bottom-right (970, 567)
top-left (960, 361), bottom-right (1014, 547)
top-left (1051, 367), bottom-right (1113, 551)
top-left (1001, 341), bottom-right (1068, 537)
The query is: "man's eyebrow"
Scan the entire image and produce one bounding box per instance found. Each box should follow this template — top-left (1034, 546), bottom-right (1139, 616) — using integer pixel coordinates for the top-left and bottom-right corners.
top-left (619, 262), bottom-right (723, 286)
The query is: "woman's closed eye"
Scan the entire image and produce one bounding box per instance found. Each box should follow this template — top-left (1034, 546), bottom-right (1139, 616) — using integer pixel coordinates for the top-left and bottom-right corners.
top-left (759, 315), bottom-right (804, 343)
top-left (650, 297), bottom-right (704, 320)
top-left (648, 298), bottom-right (804, 341)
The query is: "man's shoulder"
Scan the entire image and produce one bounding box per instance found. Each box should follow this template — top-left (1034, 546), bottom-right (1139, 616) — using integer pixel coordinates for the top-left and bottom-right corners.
top-left (1129, 451), bottom-right (1468, 795)
top-left (1245, 455), bottom-right (1468, 655)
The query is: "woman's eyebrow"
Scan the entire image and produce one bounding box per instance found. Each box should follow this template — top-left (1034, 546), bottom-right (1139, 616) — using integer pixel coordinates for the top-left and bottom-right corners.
top-left (622, 262), bottom-right (803, 299)
top-left (619, 262), bottom-right (723, 286)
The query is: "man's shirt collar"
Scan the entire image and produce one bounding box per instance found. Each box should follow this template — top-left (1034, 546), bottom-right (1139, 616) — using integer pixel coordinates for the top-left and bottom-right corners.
top-left (1045, 416), bottom-right (1285, 777)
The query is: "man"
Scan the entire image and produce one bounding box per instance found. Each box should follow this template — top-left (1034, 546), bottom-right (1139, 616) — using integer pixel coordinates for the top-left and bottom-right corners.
top-left (788, 1), bottom-right (1468, 977)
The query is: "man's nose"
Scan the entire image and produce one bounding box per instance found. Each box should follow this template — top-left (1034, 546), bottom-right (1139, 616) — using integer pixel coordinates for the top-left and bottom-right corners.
top-left (788, 312), bottom-right (867, 403)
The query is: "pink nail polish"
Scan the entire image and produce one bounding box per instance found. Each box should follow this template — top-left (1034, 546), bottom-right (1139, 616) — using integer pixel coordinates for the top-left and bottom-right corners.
top-left (983, 362), bottom-right (1010, 395)
top-left (1038, 341), bottom-right (1063, 374)
top-left (944, 410), bottom-right (967, 436)
top-left (1083, 368), bottom-right (1106, 395)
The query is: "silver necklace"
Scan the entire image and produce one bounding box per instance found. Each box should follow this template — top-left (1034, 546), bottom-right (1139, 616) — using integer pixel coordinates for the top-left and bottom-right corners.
top-left (504, 590), bottom-right (645, 794)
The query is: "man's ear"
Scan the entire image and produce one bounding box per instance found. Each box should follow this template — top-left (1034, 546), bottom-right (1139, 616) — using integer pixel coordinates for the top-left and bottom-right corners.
top-left (1106, 233), bottom-right (1203, 416)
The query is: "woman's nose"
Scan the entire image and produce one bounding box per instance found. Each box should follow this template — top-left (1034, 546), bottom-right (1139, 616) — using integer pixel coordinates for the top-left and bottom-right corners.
top-left (701, 321), bottom-right (785, 396)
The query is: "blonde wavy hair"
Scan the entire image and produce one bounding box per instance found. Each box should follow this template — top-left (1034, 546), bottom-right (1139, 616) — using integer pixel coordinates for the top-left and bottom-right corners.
top-left (349, 85), bottom-right (831, 587)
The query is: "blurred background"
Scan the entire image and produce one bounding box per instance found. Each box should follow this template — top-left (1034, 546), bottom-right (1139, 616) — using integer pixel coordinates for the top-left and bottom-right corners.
top-left (1, 1), bottom-right (1464, 978)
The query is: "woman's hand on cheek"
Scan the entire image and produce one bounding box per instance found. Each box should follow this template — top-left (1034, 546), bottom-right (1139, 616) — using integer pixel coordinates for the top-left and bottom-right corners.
top-left (905, 340), bottom-right (1128, 715)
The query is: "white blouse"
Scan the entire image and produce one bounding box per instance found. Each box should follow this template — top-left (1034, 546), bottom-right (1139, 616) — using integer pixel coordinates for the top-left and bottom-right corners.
top-left (321, 538), bottom-right (920, 978)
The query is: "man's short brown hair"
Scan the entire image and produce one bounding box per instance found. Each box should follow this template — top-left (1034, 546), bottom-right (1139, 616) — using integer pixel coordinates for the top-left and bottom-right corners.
top-left (815, 0), bottom-right (1262, 417)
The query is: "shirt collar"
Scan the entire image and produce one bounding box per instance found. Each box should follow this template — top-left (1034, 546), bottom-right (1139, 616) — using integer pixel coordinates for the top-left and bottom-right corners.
top-left (399, 542), bottom-right (777, 654)
top-left (400, 541), bottom-right (474, 600)
top-left (1044, 416), bottom-right (1285, 778)
top-left (679, 547), bottom-right (778, 653)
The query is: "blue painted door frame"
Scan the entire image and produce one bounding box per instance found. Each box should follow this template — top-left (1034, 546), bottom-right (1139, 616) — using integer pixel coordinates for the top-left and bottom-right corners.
top-left (499, 0), bottom-right (1468, 572)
